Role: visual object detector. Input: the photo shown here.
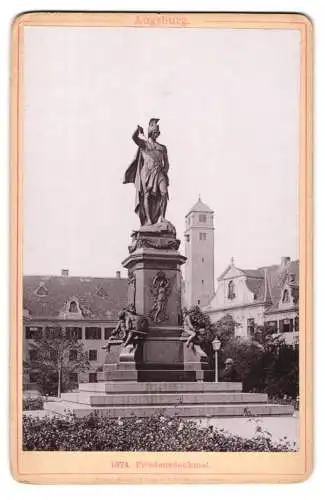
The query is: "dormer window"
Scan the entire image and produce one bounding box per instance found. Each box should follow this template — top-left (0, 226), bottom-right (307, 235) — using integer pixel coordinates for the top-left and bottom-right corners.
top-left (228, 280), bottom-right (236, 300)
top-left (96, 287), bottom-right (108, 298)
top-left (35, 282), bottom-right (48, 296)
top-left (61, 297), bottom-right (83, 318)
top-left (69, 300), bottom-right (78, 313)
top-left (282, 289), bottom-right (290, 303)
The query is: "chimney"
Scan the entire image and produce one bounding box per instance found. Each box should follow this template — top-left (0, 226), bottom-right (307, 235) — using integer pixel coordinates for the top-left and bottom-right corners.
top-left (116, 271), bottom-right (121, 279)
top-left (61, 269), bottom-right (69, 277)
top-left (280, 257), bottom-right (290, 268)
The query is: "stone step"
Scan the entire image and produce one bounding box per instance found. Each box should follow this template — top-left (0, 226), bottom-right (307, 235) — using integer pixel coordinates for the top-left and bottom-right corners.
top-left (44, 400), bottom-right (294, 418)
top-left (61, 391), bottom-right (268, 406)
top-left (98, 369), bottom-right (213, 382)
top-left (78, 381), bottom-right (243, 393)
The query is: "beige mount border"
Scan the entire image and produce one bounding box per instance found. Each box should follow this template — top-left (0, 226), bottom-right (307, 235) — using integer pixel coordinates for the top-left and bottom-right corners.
top-left (10, 11), bottom-right (313, 484)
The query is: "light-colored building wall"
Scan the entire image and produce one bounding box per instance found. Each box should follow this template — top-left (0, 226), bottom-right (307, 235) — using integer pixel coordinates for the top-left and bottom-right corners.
top-left (207, 303), bottom-right (266, 337)
top-left (24, 319), bottom-right (117, 385)
top-left (204, 259), bottom-right (299, 345)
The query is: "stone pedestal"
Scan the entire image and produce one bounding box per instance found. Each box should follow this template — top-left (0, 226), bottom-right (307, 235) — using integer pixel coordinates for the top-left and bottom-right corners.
top-left (120, 221), bottom-right (188, 380)
top-left (122, 221), bottom-right (185, 327)
top-left (97, 220), bottom-right (212, 382)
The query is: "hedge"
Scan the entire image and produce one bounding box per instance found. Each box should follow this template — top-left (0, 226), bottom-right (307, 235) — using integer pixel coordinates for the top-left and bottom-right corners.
top-left (23, 397), bottom-right (44, 411)
top-left (23, 413), bottom-right (295, 452)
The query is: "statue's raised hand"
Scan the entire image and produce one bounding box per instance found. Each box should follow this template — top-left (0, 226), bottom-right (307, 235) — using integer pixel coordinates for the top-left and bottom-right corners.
top-left (137, 125), bottom-right (144, 135)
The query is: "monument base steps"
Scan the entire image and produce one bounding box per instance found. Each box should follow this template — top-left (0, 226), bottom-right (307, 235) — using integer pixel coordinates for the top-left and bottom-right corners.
top-left (43, 381), bottom-right (294, 418)
top-left (44, 399), bottom-right (294, 418)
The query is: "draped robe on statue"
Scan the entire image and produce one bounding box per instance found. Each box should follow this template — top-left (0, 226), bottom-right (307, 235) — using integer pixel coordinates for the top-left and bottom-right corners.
top-left (123, 138), bottom-right (169, 226)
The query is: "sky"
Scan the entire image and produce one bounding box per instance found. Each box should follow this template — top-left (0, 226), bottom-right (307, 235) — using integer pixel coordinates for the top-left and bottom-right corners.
top-left (22, 26), bottom-right (301, 279)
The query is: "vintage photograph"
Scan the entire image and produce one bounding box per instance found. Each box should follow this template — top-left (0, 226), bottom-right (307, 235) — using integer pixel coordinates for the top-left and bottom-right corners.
top-left (18, 15), bottom-right (306, 462)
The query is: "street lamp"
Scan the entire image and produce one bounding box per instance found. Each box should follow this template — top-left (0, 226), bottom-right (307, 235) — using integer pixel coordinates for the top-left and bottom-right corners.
top-left (212, 338), bottom-right (221, 382)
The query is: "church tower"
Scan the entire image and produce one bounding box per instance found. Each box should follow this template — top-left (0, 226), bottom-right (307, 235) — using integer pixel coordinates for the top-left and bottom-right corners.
top-left (184, 197), bottom-right (215, 308)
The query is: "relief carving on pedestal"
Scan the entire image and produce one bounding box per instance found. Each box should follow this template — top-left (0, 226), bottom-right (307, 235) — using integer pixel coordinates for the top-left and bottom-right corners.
top-left (127, 270), bottom-right (136, 311)
top-left (149, 271), bottom-right (173, 323)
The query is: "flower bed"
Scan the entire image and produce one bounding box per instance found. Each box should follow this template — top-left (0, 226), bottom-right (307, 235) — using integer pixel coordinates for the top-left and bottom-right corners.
top-left (23, 413), bottom-right (295, 452)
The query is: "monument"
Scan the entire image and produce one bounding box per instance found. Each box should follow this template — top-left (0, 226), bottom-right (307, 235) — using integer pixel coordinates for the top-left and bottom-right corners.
top-left (45, 119), bottom-right (294, 417)
top-left (98, 118), bottom-right (209, 382)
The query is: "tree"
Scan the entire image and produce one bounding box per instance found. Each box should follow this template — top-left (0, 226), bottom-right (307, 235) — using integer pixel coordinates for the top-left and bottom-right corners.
top-left (212, 314), bottom-right (240, 344)
top-left (25, 325), bottom-right (90, 397)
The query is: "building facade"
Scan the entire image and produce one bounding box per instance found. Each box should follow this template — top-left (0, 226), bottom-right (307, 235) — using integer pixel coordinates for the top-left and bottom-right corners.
top-left (204, 256), bottom-right (299, 345)
top-left (23, 270), bottom-right (127, 387)
top-left (183, 197), bottom-right (215, 308)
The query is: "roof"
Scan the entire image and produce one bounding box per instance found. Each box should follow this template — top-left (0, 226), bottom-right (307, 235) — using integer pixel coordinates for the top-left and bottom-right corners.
top-left (186, 197), bottom-right (213, 216)
top-left (215, 259), bottom-right (299, 311)
top-left (261, 260), bottom-right (299, 311)
top-left (23, 275), bottom-right (128, 321)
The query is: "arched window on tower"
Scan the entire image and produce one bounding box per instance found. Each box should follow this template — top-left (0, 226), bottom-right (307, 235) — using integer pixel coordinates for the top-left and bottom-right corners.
top-left (228, 280), bottom-right (236, 300)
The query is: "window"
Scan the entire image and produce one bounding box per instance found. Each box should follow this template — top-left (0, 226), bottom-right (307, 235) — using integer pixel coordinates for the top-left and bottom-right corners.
top-left (202, 257), bottom-right (205, 263)
top-left (279, 319), bottom-right (293, 333)
top-left (89, 373), bottom-right (97, 383)
top-left (45, 326), bottom-right (61, 337)
top-left (265, 321), bottom-right (278, 334)
top-left (201, 279), bottom-right (204, 285)
top-left (185, 234), bottom-right (190, 243)
top-left (69, 349), bottom-right (78, 361)
top-left (49, 349), bottom-right (57, 361)
top-left (29, 350), bottom-right (38, 361)
top-left (294, 316), bottom-right (299, 331)
top-left (282, 289), bottom-right (290, 303)
top-left (25, 326), bottom-right (42, 340)
top-left (104, 328), bottom-right (114, 340)
top-left (85, 327), bottom-right (101, 340)
top-left (69, 301), bottom-right (78, 313)
top-left (89, 349), bottom-right (97, 361)
top-left (199, 232), bottom-right (207, 241)
top-left (66, 327), bottom-right (82, 340)
top-left (227, 280), bottom-right (236, 300)
top-left (247, 318), bottom-right (255, 336)
top-left (199, 214), bottom-right (207, 223)
top-left (197, 299), bottom-right (201, 305)
top-left (69, 372), bottom-right (78, 383)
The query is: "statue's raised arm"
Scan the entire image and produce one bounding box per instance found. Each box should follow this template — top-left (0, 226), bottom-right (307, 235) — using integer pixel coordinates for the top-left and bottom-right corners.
top-left (132, 125), bottom-right (146, 148)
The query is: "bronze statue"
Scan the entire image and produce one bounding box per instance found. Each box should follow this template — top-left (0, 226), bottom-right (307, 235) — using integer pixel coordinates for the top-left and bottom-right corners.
top-left (182, 308), bottom-right (200, 349)
top-left (123, 118), bottom-right (169, 226)
top-left (101, 308), bottom-right (132, 352)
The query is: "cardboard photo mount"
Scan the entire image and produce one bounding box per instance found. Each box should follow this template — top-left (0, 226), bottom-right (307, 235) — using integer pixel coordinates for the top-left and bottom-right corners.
top-left (10, 11), bottom-right (313, 484)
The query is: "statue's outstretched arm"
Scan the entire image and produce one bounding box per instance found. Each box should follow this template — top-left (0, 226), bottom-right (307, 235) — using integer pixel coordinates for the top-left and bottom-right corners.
top-left (132, 127), bottom-right (146, 149)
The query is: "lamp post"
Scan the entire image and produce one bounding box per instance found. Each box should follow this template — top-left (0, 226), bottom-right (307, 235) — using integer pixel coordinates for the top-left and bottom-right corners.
top-left (212, 338), bottom-right (221, 382)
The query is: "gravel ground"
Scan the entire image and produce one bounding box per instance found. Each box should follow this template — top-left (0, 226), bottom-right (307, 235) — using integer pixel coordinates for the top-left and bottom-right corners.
top-left (190, 412), bottom-right (299, 449)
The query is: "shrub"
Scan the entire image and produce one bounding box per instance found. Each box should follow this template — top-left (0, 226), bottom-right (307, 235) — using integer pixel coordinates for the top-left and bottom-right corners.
top-left (23, 396), bottom-right (44, 411)
top-left (219, 335), bottom-right (299, 399)
top-left (23, 413), bottom-right (295, 452)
